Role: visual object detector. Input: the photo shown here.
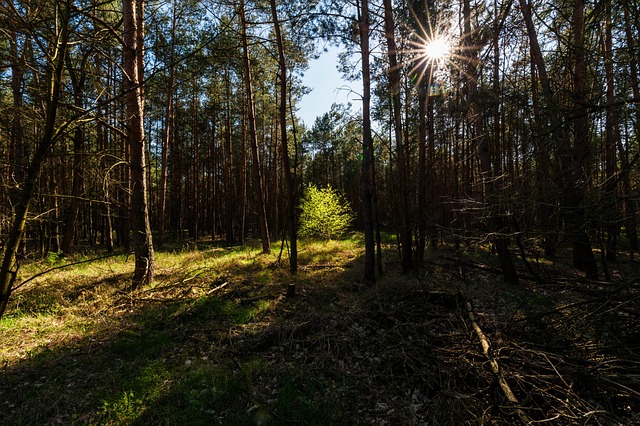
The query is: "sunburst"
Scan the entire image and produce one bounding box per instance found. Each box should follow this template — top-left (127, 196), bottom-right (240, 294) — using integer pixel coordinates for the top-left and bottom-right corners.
top-left (404, 8), bottom-right (478, 93)
top-left (406, 24), bottom-right (455, 91)
top-left (423, 35), bottom-right (451, 67)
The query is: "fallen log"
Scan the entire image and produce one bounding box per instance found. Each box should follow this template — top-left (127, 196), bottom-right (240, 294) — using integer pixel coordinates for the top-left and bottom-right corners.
top-left (466, 301), bottom-right (533, 425)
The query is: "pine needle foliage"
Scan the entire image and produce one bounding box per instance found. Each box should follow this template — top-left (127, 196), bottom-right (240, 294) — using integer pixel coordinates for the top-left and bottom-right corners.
top-left (298, 185), bottom-right (354, 240)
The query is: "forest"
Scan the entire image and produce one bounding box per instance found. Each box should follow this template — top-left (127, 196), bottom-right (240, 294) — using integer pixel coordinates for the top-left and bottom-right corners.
top-left (1, 0), bottom-right (640, 424)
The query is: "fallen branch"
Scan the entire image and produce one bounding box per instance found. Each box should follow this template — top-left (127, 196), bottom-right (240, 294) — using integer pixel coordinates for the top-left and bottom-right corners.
top-left (13, 252), bottom-right (127, 291)
top-left (512, 298), bottom-right (601, 322)
top-left (466, 301), bottom-right (533, 425)
top-left (207, 281), bottom-right (228, 295)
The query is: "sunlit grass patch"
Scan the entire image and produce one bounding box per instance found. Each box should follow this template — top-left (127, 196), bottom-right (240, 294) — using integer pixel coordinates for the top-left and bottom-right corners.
top-left (298, 237), bottom-right (362, 266)
top-left (0, 236), bottom-right (368, 423)
top-left (234, 298), bottom-right (277, 325)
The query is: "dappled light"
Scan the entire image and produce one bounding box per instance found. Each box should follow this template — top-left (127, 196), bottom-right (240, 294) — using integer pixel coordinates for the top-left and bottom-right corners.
top-left (2, 0), bottom-right (640, 423)
top-left (2, 238), bottom-right (640, 424)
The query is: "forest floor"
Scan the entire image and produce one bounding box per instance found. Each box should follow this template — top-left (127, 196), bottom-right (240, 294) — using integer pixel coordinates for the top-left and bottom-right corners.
top-left (1, 235), bottom-right (639, 425)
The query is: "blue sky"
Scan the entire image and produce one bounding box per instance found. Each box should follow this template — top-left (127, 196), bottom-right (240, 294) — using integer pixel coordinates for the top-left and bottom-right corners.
top-left (297, 45), bottom-right (361, 128)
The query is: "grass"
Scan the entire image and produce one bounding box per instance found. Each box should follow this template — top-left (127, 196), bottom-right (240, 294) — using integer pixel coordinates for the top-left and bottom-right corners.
top-left (2, 234), bottom-right (638, 425)
top-left (0, 237), bottom-right (367, 425)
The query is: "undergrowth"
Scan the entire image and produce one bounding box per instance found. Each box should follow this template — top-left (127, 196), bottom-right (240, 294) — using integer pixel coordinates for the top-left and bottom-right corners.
top-left (1, 236), bottom-right (638, 425)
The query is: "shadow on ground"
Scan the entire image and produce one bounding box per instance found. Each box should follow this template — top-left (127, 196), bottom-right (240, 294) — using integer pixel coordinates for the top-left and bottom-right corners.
top-left (1, 241), bottom-right (639, 425)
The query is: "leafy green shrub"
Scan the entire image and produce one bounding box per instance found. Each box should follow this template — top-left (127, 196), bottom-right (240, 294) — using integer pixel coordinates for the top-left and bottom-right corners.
top-left (298, 185), bottom-right (354, 240)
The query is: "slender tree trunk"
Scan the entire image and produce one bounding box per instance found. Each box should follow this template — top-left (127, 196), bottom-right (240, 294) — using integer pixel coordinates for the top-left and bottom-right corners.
top-left (191, 84), bottom-right (200, 239)
top-left (0, 1), bottom-right (71, 318)
top-left (9, 31), bottom-right (27, 258)
top-left (568, 0), bottom-right (598, 278)
top-left (61, 55), bottom-right (87, 255)
top-left (359, 0), bottom-right (376, 284)
top-left (224, 70), bottom-right (235, 244)
top-left (97, 114), bottom-right (114, 252)
top-left (9, 31), bottom-right (25, 198)
top-left (170, 103), bottom-right (182, 240)
top-left (269, 0), bottom-right (297, 276)
top-left (240, 0), bottom-right (270, 254)
top-left (239, 105), bottom-right (248, 245)
top-left (123, 0), bottom-right (154, 288)
top-left (603, 0), bottom-right (620, 263)
top-left (465, 0), bottom-right (518, 284)
top-left (46, 160), bottom-right (61, 255)
top-left (413, 0), bottom-right (435, 258)
top-left (416, 84), bottom-right (428, 262)
top-left (622, 3), bottom-right (639, 252)
top-left (519, 0), bottom-right (597, 279)
top-left (383, 0), bottom-right (412, 273)
top-left (158, 3), bottom-right (176, 248)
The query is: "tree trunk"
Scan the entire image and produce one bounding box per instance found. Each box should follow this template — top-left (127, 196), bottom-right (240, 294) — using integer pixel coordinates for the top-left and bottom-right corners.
top-left (97, 114), bottom-right (114, 252)
top-left (622, 3), bottom-right (639, 252)
top-left (603, 0), bottom-right (620, 263)
top-left (224, 70), bottom-right (235, 245)
top-left (9, 30), bottom-right (27, 258)
top-left (359, 0), bottom-right (376, 284)
top-left (9, 31), bottom-right (25, 197)
top-left (239, 106), bottom-right (248, 245)
top-left (465, 0), bottom-right (518, 284)
top-left (191, 84), bottom-right (200, 239)
top-left (158, 2), bottom-right (177, 248)
top-left (383, 0), bottom-right (413, 274)
top-left (269, 0), bottom-right (297, 276)
top-left (416, 84), bottom-right (428, 262)
top-left (569, 0), bottom-right (598, 279)
top-left (61, 53), bottom-right (88, 255)
top-left (0, 1), bottom-right (71, 318)
top-left (123, 0), bottom-right (154, 288)
top-left (519, 0), bottom-right (597, 279)
top-left (240, 0), bottom-right (271, 254)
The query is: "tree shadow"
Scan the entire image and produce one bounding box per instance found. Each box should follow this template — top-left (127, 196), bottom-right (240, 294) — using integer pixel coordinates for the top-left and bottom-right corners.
top-left (1, 242), bottom-right (639, 425)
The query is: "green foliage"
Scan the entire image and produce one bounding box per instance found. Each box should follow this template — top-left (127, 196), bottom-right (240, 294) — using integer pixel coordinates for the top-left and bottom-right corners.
top-left (298, 184), bottom-right (355, 240)
top-left (44, 251), bottom-right (63, 265)
top-left (100, 391), bottom-right (142, 424)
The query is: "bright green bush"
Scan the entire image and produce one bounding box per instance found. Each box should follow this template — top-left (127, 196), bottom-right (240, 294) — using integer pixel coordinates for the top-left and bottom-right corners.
top-left (298, 185), bottom-right (354, 240)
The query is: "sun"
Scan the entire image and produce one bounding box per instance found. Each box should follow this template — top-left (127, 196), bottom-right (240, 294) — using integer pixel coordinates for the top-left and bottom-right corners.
top-left (423, 35), bottom-right (450, 65)
top-left (404, 13), bottom-right (460, 90)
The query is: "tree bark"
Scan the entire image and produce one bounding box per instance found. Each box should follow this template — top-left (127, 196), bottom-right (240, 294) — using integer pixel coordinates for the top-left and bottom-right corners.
top-left (123, 0), bottom-right (154, 288)
top-left (603, 0), bottom-right (620, 262)
top-left (224, 70), bottom-right (235, 245)
top-left (383, 0), bottom-right (413, 274)
top-left (97, 110), bottom-right (114, 252)
top-left (9, 31), bottom-right (25, 196)
top-left (465, 0), bottom-right (518, 284)
top-left (158, 1), bottom-right (177, 248)
top-left (622, 3), bottom-right (639, 252)
top-left (416, 84), bottom-right (428, 262)
top-left (191, 84), bottom-right (200, 239)
top-left (240, 0), bottom-right (271, 254)
top-left (61, 51), bottom-right (89, 256)
top-left (569, 0), bottom-right (598, 279)
top-left (519, 0), bottom-right (597, 279)
top-left (359, 0), bottom-right (376, 284)
top-left (269, 0), bottom-right (297, 275)
top-left (0, 1), bottom-right (71, 318)
top-left (8, 30), bottom-right (27, 257)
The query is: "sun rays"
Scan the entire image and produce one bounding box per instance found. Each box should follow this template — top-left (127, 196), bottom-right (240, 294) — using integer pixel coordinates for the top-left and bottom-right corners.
top-left (402, 8), bottom-right (480, 93)
top-left (423, 35), bottom-right (451, 65)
